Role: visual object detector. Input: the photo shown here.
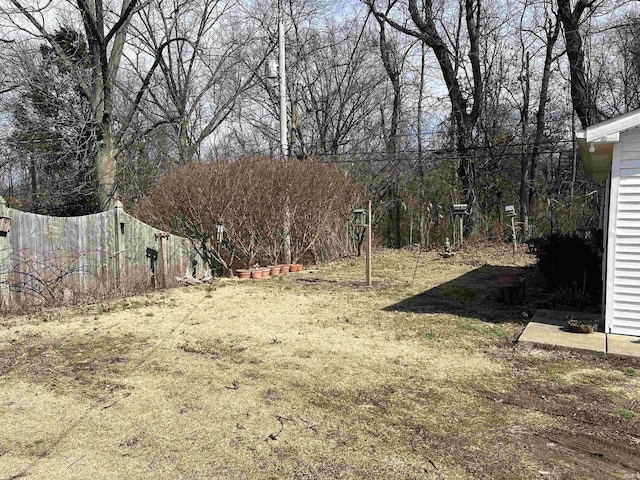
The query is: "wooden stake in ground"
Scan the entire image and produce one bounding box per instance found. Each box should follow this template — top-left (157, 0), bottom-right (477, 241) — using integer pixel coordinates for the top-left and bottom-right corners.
top-left (411, 246), bottom-right (422, 287)
top-left (366, 200), bottom-right (372, 287)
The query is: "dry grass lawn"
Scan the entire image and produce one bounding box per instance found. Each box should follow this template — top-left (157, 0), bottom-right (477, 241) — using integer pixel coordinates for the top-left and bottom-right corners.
top-left (0, 245), bottom-right (639, 479)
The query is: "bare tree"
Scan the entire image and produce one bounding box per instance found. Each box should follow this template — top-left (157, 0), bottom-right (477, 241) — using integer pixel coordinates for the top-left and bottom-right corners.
top-left (371, 7), bottom-right (412, 247)
top-left (518, 0), bottom-right (562, 233)
top-left (224, 2), bottom-right (385, 161)
top-left (366, 0), bottom-right (484, 235)
top-left (0, 0), bottom-right (193, 209)
top-left (126, 0), bottom-right (268, 165)
top-left (288, 15), bottom-right (384, 158)
top-left (556, 0), bottom-right (601, 128)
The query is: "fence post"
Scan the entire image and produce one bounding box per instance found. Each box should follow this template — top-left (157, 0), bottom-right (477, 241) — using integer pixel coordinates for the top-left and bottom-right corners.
top-left (155, 232), bottom-right (170, 289)
top-left (0, 196), bottom-right (10, 305)
top-left (113, 201), bottom-right (126, 286)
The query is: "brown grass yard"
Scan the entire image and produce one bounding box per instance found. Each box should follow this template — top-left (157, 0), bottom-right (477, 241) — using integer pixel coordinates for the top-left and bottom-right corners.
top-left (0, 245), bottom-right (639, 480)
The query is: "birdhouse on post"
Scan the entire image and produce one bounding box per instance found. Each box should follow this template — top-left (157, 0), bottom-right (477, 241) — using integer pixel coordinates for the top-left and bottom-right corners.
top-left (353, 208), bottom-right (368, 228)
top-left (352, 204), bottom-right (372, 287)
top-left (452, 204), bottom-right (468, 216)
top-left (505, 205), bottom-right (516, 217)
top-left (451, 203), bottom-right (468, 247)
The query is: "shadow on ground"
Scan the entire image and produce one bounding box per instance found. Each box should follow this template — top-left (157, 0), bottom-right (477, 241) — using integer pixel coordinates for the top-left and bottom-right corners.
top-left (384, 264), bottom-right (533, 323)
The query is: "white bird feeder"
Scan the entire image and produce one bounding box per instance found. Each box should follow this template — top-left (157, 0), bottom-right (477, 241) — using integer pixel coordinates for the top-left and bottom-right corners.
top-left (265, 59), bottom-right (278, 79)
top-left (505, 205), bottom-right (516, 217)
top-left (452, 204), bottom-right (468, 216)
top-left (216, 221), bottom-right (224, 243)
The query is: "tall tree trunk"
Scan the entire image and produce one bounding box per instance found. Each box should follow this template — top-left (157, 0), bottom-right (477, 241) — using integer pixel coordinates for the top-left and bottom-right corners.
top-left (29, 157), bottom-right (37, 210)
top-left (417, 42), bottom-right (426, 246)
top-left (557, 0), bottom-right (598, 128)
top-left (528, 16), bottom-right (561, 226)
top-left (96, 131), bottom-right (117, 210)
top-left (519, 52), bottom-right (530, 235)
top-left (375, 13), bottom-right (403, 248)
top-left (178, 118), bottom-right (191, 164)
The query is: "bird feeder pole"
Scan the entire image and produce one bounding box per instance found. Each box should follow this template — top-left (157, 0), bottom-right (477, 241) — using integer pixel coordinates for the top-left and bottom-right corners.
top-left (366, 200), bottom-right (372, 287)
top-left (505, 205), bottom-right (517, 253)
top-left (353, 203), bottom-right (372, 287)
top-left (452, 204), bottom-right (468, 248)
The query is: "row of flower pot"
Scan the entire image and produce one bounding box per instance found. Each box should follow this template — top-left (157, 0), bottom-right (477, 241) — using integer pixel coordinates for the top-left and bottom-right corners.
top-left (236, 264), bottom-right (303, 280)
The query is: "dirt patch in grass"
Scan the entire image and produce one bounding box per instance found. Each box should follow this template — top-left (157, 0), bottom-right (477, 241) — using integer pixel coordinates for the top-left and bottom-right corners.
top-left (0, 245), bottom-right (638, 479)
top-left (475, 344), bottom-right (640, 478)
top-left (0, 331), bottom-right (140, 399)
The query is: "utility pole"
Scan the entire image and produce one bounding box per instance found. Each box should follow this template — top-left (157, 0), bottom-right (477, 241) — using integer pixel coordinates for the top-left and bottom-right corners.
top-left (279, 0), bottom-right (292, 264)
top-left (278, 0), bottom-right (287, 159)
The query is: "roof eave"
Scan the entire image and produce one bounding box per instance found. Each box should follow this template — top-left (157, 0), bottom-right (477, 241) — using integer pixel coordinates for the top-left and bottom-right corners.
top-left (578, 108), bottom-right (640, 143)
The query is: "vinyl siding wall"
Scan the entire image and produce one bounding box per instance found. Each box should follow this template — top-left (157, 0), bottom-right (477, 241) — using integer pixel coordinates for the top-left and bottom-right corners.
top-left (609, 128), bottom-right (640, 335)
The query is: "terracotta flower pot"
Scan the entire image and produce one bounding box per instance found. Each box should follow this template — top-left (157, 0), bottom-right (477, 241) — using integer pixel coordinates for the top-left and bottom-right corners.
top-left (269, 265), bottom-right (281, 275)
top-left (279, 264), bottom-right (290, 273)
top-left (236, 269), bottom-right (251, 280)
top-left (251, 269), bottom-right (263, 279)
top-left (290, 264), bottom-right (303, 272)
top-left (261, 267), bottom-right (270, 278)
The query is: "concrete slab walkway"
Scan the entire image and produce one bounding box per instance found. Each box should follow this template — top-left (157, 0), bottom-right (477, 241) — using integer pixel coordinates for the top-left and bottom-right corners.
top-left (518, 309), bottom-right (640, 358)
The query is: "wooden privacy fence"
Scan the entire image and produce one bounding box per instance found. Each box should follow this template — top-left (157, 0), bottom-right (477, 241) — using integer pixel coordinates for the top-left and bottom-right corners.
top-left (0, 196), bottom-right (192, 306)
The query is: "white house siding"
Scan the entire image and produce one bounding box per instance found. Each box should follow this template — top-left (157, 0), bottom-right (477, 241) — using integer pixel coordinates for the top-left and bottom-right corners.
top-left (611, 128), bottom-right (640, 335)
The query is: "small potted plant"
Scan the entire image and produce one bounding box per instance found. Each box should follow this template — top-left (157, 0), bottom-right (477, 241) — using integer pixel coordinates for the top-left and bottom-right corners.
top-left (251, 268), bottom-right (263, 279)
top-left (269, 265), bottom-right (281, 276)
top-left (565, 314), bottom-right (599, 334)
top-left (236, 269), bottom-right (252, 280)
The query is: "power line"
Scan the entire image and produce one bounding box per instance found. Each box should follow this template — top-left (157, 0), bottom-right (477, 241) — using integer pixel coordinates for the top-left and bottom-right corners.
top-left (227, 138), bottom-right (575, 159)
top-left (211, 143), bottom-right (575, 165)
top-left (319, 149), bottom-right (575, 164)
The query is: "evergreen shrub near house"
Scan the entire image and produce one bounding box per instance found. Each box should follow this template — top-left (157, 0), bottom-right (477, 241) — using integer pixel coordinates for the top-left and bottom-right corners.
top-left (535, 232), bottom-right (603, 310)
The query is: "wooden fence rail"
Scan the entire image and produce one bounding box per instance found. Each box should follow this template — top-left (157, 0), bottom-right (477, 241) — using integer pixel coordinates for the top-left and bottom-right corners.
top-left (0, 196), bottom-right (192, 306)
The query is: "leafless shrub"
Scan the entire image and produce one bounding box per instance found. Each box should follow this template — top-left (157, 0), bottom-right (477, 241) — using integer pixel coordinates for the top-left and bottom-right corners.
top-left (134, 157), bottom-right (362, 271)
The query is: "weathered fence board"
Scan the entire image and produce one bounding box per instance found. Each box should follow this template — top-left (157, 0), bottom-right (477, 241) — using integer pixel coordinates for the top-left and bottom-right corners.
top-left (0, 197), bottom-right (191, 305)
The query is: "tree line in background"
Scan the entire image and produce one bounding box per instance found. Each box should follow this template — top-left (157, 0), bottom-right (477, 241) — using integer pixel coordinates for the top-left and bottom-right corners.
top-left (0, 0), bottom-right (639, 252)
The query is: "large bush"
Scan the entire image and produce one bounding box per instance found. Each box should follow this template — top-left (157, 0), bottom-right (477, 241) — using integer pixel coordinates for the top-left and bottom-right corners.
top-left (134, 157), bottom-right (362, 272)
top-left (535, 232), bottom-right (603, 310)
